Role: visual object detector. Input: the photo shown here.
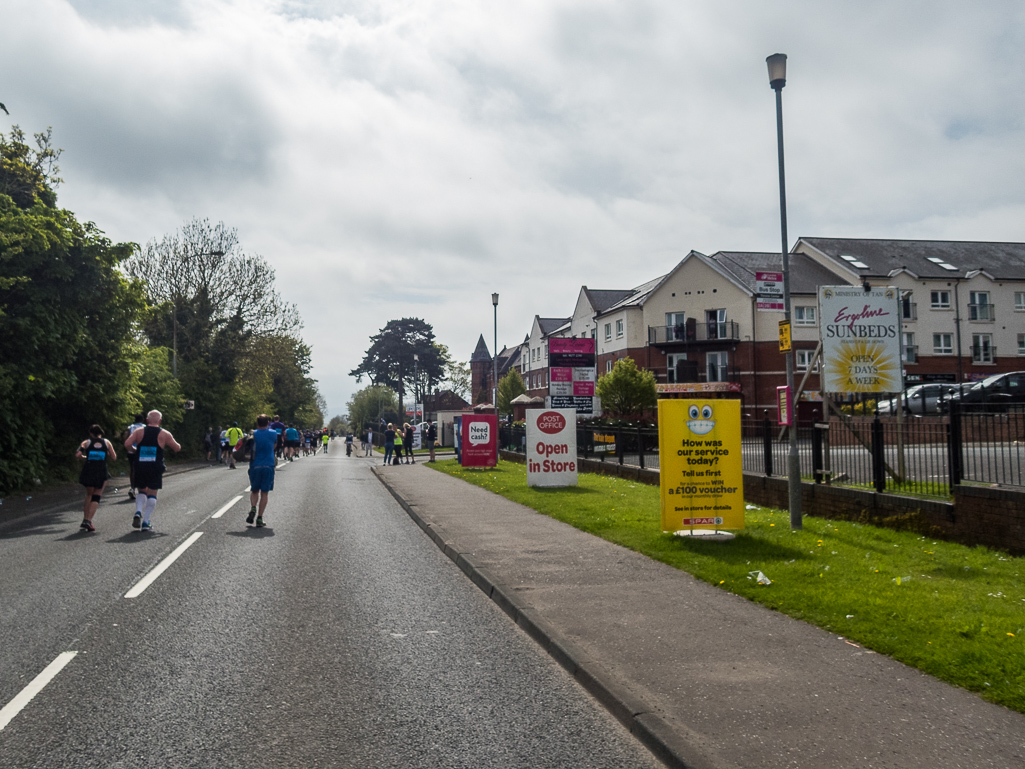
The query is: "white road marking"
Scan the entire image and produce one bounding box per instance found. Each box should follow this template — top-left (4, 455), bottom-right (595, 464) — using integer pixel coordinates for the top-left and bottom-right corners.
top-left (0, 652), bottom-right (78, 731)
top-left (124, 532), bottom-right (204, 599)
top-left (211, 495), bottom-right (244, 519)
top-left (276, 462), bottom-right (287, 469)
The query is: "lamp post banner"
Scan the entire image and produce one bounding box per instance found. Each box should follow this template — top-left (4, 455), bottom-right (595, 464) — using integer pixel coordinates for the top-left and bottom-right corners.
top-left (819, 286), bottom-right (902, 393)
top-left (657, 399), bottom-right (744, 533)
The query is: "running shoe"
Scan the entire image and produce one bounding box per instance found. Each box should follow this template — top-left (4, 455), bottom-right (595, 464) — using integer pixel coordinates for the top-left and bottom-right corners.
top-left (132, 513), bottom-right (142, 529)
top-left (255, 517), bottom-right (265, 528)
top-left (128, 488), bottom-right (136, 500)
top-left (140, 521), bottom-right (152, 532)
top-left (80, 519), bottom-right (95, 532)
top-left (246, 507), bottom-right (256, 525)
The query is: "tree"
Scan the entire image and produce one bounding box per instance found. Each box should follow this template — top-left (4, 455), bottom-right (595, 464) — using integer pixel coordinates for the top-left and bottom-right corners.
top-left (347, 384), bottom-right (399, 431)
top-left (497, 368), bottom-right (527, 416)
top-left (0, 126), bottom-right (62, 209)
top-left (595, 358), bottom-right (657, 419)
top-left (350, 318), bottom-right (445, 409)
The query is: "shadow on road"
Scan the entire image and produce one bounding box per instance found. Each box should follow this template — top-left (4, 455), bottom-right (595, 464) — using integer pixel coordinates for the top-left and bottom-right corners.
top-left (225, 528), bottom-right (276, 538)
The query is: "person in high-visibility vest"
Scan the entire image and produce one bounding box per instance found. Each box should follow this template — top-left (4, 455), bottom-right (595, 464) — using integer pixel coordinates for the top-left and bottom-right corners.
top-left (226, 422), bottom-right (245, 469)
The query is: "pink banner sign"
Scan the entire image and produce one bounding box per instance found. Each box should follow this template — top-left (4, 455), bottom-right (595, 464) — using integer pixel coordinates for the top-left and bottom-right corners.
top-left (460, 414), bottom-right (498, 468)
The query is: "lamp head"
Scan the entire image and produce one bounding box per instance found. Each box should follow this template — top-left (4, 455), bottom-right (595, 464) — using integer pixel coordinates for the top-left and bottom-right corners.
top-left (492, 292), bottom-right (499, 306)
top-left (766, 53), bottom-right (787, 90)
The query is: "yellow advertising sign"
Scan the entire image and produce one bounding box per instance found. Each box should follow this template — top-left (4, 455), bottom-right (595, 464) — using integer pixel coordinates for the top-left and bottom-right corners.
top-left (778, 319), bottom-right (791, 352)
top-left (658, 399), bottom-right (744, 532)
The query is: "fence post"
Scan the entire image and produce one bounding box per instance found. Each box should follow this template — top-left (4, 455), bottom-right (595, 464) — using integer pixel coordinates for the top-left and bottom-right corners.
top-left (637, 426), bottom-right (645, 469)
top-left (871, 416), bottom-right (886, 493)
top-left (947, 401), bottom-right (962, 486)
top-left (811, 411), bottom-right (824, 483)
top-left (617, 426), bottom-right (624, 466)
top-left (762, 409), bottom-right (773, 477)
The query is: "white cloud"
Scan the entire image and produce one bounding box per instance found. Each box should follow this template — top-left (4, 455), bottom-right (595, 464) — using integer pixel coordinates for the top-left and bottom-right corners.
top-left (2, 0), bottom-right (1023, 416)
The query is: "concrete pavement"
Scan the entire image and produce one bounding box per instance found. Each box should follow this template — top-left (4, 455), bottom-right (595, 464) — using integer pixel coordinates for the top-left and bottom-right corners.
top-left (373, 461), bottom-right (1025, 769)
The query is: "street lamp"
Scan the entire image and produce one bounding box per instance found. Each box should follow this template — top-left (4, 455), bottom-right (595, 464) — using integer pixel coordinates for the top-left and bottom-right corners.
top-left (492, 293), bottom-right (499, 410)
top-left (172, 249), bottom-right (224, 378)
top-left (413, 353), bottom-right (419, 420)
top-left (767, 53), bottom-right (802, 530)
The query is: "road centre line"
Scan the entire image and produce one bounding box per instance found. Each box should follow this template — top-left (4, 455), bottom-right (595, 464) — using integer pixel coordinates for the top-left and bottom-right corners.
top-left (124, 532), bottom-right (204, 599)
top-left (0, 652), bottom-right (78, 731)
top-left (211, 495), bottom-right (244, 519)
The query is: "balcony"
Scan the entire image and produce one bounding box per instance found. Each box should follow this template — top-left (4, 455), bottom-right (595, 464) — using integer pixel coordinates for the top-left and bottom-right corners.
top-left (649, 320), bottom-right (741, 346)
top-left (968, 303), bottom-right (995, 322)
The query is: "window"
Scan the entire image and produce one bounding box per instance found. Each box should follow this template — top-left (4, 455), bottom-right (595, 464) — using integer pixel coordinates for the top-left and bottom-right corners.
top-left (666, 312), bottom-right (686, 341)
top-left (972, 333), bottom-right (994, 363)
top-left (1015, 292), bottom-right (1025, 311)
top-left (544, 346), bottom-right (548, 359)
top-left (666, 353), bottom-right (688, 384)
top-left (1017, 333), bottom-right (1025, 356)
top-left (969, 291), bottom-right (993, 321)
top-left (794, 306), bottom-right (816, 326)
top-left (933, 333), bottom-right (953, 354)
top-left (795, 349), bottom-right (818, 372)
top-left (931, 290), bottom-right (950, 309)
top-left (606, 360), bottom-right (613, 373)
top-left (591, 327), bottom-right (596, 339)
top-left (901, 295), bottom-right (917, 320)
top-left (615, 319), bottom-right (624, 338)
top-left (903, 332), bottom-right (917, 364)
top-left (604, 323), bottom-right (612, 341)
top-left (706, 351), bottom-right (728, 382)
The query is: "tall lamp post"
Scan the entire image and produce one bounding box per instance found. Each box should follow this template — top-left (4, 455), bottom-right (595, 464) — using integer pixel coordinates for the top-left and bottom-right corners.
top-left (413, 353), bottom-right (419, 420)
top-left (172, 249), bottom-right (224, 378)
top-left (492, 293), bottom-right (499, 410)
top-left (767, 53), bottom-right (802, 530)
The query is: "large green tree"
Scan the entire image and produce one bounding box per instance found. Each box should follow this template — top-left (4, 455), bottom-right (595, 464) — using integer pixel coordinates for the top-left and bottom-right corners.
top-left (347, 384), bottom-right (400, 431)
top-left (0, 128), bottom-right (143, 490)
top-left (595, 357), bottom-right (657, 419)
top-left (350, 318), bottom-right (445, 410)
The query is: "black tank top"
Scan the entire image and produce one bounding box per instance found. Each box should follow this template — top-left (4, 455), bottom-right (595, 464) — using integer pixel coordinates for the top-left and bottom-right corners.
top-left (137, 425), bottom-right (165, 466)
top-left (83, 438), bottom-right (108, 472)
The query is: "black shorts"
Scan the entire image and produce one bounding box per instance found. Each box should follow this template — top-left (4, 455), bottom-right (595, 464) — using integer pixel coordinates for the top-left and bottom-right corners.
top-left (134, 462), bottom-right (166, 490)
top-left (79, 468), bottom-right (109, 488)
top-left (285, 440), bottom-right (300, 448)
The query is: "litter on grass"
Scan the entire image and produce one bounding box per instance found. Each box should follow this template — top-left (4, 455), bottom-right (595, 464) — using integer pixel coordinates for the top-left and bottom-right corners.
top-left (748, 570), bottom-right (772, 585)
top-left (893, 575), bottom-right (912, 585)
top-left (745, 504), bottom-right (760, 510)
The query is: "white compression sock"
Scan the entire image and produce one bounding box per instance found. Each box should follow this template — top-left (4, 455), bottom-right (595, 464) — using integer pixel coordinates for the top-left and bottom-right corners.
top-left (143, 495), bottom-right (157, 524)
top-left (135, 495), bottom-right (145, 515)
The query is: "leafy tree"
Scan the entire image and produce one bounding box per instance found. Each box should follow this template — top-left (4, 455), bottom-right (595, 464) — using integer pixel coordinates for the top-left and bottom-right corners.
top-left (328, 415), bottom-right (349, 434)
top-left (350, 318), bottom-right (445, 408)
top-left (347, 384), bottom-right (399, 431)
top-left (595, 357), bottom-right (657, 418)
top-left (132, 346), bottom-right (185, 425)
top-left (497, 368), bottom-right (527, 416)
top-left (0, 126), bottom-right (62, 208)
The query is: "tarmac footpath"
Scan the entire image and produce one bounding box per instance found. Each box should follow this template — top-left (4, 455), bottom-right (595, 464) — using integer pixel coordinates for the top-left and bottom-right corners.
top-left (373, 462), bottom-right (1025, 769)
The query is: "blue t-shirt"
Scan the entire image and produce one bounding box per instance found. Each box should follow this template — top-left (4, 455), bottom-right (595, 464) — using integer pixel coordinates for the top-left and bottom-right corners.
top-left (285, 427), bottom-right (299, 441)
top-left (251, 428), bottom-right (278, 468)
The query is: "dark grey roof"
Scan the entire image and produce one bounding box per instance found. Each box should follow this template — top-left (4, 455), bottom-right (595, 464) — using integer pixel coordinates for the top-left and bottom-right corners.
top-left (597, 275), bottom-right (665, 316)
top-left (583, 287), bottom-right (634, 314)
top-left (470, 334), bottom-right (491, 362)
top-left (497, 346), bottom-right (520, 376)
top-left (799, 237), bottom-right (1025, 280)
top-left (538, 317), bottom-right (570, 335)
top-left (710, 251), bottom-right (848, 295)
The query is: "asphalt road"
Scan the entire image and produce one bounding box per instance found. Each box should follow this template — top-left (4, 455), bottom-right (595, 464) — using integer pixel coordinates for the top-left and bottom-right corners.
top-left (0, 446), bottom-right (661, 768)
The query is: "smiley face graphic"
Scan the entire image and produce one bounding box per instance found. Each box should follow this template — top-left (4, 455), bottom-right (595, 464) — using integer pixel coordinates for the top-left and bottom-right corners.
top-left (687, 403), bottom-right (715, 435)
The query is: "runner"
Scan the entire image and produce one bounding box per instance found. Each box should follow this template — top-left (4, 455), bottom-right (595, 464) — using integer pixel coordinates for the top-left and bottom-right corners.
top-left (226, 422), bottom-right (244, 469)
top-left (284, 423), bottom-right (300, 461)
top-left (345, 431), bottom-right (354, 456)
top-left (246, 414), bottom-right (277, 528)
top-left (124, 410), bottom-right (181, 532)
top-left (269, 415), bottom-right (286, 459)
top-left (321, 430), bottom-right (329, 454)
top-left (121, 412), bottom-right (146, 499)
top-left (75, 425), bottom-right (117, 532)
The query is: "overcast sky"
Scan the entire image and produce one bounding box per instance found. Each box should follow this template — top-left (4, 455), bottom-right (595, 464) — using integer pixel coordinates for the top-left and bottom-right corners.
top-left (3, 0), bottom-right (1024, 416)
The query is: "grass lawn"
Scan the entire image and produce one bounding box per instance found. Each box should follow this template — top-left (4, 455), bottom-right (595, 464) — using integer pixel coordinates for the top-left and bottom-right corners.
top-left (430, 459), bottom-right (1025, 714)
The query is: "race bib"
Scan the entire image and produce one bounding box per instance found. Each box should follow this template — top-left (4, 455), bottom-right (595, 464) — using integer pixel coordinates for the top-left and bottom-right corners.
top-left (87, 450), bottom-right (105, 461)
top-left (138, 446), bottom-right (157, 462)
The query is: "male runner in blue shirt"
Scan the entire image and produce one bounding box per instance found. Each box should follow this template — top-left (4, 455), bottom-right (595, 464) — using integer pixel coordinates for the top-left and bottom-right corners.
top-left (247, 414), bottom-right (278, 528)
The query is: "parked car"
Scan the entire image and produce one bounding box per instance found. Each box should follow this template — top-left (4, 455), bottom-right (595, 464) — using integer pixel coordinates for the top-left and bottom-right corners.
top-left (944, 371), bottom-right (1025, 413)
top-left (877, 383), bottom-right (959, 415)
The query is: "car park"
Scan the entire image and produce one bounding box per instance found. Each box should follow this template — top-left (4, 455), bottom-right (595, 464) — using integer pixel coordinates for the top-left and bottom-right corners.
top-left (877, 383), bottom-right (959, 415)
top-left (944, 371), bottom-right (1025, 413)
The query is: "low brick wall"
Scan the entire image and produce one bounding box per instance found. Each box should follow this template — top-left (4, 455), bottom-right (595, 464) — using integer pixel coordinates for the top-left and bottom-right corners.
top-left (497, 450), bottom-right (1024, 555)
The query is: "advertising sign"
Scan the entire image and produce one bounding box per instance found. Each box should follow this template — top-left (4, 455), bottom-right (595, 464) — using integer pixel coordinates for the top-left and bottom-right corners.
top-left (755, 271), bottom-right (784, 298)
top-left (592, 432), bottom-right (616, 453)
top-left (819, 286), bottom-right (902, 393)
top-left (778, 319), bottom-right (791, 352)
top-left (657, 382), bottom-right (742, 394)
top-left (658, 399), bottom-right (744, 532)
top-left (460, 413), bottom-right (497, 468)
top-left (777, 385), bottom-right (792, 426)
top-left (757, 300), bottom-right (785, 312)
top-left (526, 409), bottom-right (578, 487)
top-left (548, 338), bottom-right (596, 368)
top-left (550, 395), bottom-right (595, 414)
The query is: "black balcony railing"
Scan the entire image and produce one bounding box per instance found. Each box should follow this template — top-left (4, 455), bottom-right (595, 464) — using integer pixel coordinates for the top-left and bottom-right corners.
top-left (649, 320), bottom-right (740, 345)
top-left (968, 303), bottom-right (995, 321)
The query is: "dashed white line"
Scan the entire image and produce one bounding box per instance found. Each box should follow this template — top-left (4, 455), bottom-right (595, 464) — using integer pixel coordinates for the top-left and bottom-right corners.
top-left (0, 652), bottom-right (78, 731)
top-left (124, 532), bottom-right (204, 599)
top-left (211, 495), bottom-right (244, 519)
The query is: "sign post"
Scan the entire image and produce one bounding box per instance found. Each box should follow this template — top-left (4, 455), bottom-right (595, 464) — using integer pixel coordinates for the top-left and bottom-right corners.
top-left (526, 409), bottom-right (578, 487)
top-left (658, 399), bottom-right (744, 534)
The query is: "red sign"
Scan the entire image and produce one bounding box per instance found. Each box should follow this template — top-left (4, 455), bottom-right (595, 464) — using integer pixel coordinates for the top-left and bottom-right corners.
top-left (536, 411), bottom-right (567, 434)
top-left (550, 367), bottom-right (572, 382)
top-left (460, 414), bottom-right (498, 468)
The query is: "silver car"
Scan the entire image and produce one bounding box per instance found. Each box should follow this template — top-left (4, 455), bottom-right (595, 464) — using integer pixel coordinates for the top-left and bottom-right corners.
top-left (877, 383), bottom-right (959, 415)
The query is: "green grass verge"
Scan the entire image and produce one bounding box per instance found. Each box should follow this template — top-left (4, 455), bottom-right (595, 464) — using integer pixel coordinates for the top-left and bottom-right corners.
top-left (429, 459), bottom-right (1025, 713)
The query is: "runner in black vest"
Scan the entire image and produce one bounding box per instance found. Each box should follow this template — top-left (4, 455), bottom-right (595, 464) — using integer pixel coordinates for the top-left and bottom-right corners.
top-left (124, 410), bottom-right (181, 532)
top-left (75, 425), bottom-right (117, 532)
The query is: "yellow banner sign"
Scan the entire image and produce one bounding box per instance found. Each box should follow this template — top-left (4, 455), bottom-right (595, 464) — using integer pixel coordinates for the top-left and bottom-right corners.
top-left (658, 399), bottom-right (744, 532)
top-left (778, 319), bottom-right (791, 352)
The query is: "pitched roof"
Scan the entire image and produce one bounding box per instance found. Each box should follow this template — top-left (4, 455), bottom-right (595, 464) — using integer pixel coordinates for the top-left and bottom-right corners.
top-left (798, 237), bottom-right (1025, 281)
top-left (597, 275), bottom-right (665, 316)
top-left (711, 251), bottom-right (848, 295)
top-left (538, 317), bottom-right (570, 335)
top-left (583, 287), bottom-right (634, 314)
top-left (470, 334), bottom-right (491, 362)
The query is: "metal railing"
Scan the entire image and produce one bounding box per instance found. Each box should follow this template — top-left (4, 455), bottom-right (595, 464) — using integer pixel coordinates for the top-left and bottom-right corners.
top-left (648, 321), bottom-right (741, 345)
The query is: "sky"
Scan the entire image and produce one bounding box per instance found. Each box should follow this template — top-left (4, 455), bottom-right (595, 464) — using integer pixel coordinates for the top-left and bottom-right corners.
top-left (3, 0), bottom-right (1024, 417)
